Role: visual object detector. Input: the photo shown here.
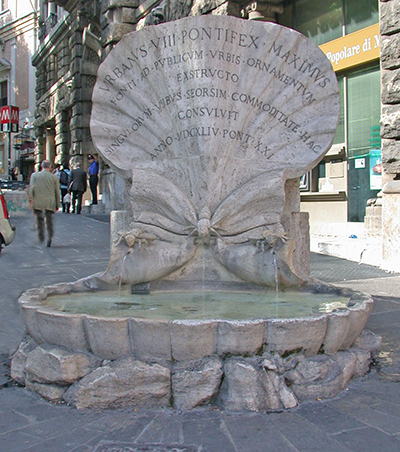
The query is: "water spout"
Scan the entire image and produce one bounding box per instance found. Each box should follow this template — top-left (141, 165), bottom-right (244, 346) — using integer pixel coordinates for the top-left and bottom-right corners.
top-left (119, 251), bottom-right (130, 296)
top-left (273, 250), bottom-right (279, 299)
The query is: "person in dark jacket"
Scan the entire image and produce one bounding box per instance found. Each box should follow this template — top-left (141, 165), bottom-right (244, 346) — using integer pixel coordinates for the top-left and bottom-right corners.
top-left (87, 154), bottom-right (99, 205)
top-left (69, 161), bottom-right (87, 214)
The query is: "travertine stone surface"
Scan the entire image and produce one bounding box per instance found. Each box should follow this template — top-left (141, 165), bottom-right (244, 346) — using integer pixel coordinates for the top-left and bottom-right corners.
top-left (381, 105), bottom-right (400, 139)
top-left (381, 68), bottom-right (400, 104)
top-left (10, 337), bottom-right (38, 385)
top-left (130, 318), bottom-right (172, 361)
top-left (382, 181), bottom-right (400, 272)
top-left (91, 15), bottom-right (339, 288)
top-left (286, 352), bottom-right (357, 402)
top-left (265, 316), bottom-right (328, 356)
top-left (171, 320), bottom-right (216, 361)
top-left (35, 308), bottom-right (88, 352)
top-left (64, 357), bottom-right (171, 409)
top-left (322, 310), bottom-right (350, 355)
top-left (24, 344), bottom-right (101, 385)
top-left (12, 326), bottom-right (377, 410)
top-left (382, 139), bottom-right (400, 174)
top-left (380, 0), bottom-right (400, 35)
top-left (25, 379), bottom-right (67, 403)
top-left (380, 34), bottom-right (400, 70)
top-left (340, 298), bottom-right (374, 349)
top-left (221, 357), bottom-right (298, 411)
top-left (172, 357), bottom-right (223, 410)
top-left (216, 320), bottom-right (265, 356)
top-left (84, 316), bottom-right (131, 360)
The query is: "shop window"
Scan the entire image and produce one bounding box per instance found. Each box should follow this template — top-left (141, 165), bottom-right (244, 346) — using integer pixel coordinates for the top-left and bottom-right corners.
top-left (294, 0), bottom-right (343, 45)
top-left (0, 81), bottom-right (7, 107)
top-left (345, 0), bottom-right (379, 34)
top-left (282, 0), bottom-right (378, 44)
top-left (347, 67), bottom-right (380, 159)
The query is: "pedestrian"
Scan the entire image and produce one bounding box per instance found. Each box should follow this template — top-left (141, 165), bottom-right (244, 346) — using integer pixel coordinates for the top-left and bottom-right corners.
top-left (59, 165), bottom-right (71, 213)
top-left (28, 160), bottom-right (60, 247)
top-left (69, 161), bottom-right (87, 214)
top-left (88, 154), bottom-right (99, 205)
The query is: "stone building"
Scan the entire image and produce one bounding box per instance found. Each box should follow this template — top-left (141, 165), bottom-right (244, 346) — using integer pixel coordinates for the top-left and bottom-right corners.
top-left (0, 0), bottom-right (37, 181)
top-left (379, 0), bottom-right (400, 271)
top-left (32, 1), bottom-right (101, 175)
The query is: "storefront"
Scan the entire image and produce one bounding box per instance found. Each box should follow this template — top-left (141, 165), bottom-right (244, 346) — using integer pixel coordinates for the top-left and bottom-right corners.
top-left (280, 0), bottom-right (381, 226)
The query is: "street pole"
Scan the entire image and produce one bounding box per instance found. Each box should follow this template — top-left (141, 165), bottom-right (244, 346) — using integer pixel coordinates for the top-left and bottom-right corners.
top-left (8, 130), bottom-right (11, 180)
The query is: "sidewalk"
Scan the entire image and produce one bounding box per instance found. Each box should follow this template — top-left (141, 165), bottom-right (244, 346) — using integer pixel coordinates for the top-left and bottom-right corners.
top-left (1, 213), bottom-right (400, 452)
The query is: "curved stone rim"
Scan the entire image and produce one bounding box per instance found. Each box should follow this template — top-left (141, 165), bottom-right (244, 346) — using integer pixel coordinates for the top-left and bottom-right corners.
top-left (18, 279), bottom-right (374, 361)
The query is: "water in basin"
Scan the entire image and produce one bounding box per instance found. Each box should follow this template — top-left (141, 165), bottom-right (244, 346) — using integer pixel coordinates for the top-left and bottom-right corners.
top-left (43, 290), bottom-right (350, 320)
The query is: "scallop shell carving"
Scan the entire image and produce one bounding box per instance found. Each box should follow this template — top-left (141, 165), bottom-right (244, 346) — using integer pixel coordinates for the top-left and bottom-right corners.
top-left (91, 16), bottom-right (339, 286)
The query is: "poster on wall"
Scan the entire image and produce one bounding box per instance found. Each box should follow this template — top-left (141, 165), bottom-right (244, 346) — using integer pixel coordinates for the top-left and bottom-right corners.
top-left (370, 149), bottom-right (382, 190)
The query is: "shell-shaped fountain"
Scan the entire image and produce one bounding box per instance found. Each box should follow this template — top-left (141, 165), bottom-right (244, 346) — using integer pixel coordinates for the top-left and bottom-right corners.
top-left (12, 16), bottom-right (380, 411)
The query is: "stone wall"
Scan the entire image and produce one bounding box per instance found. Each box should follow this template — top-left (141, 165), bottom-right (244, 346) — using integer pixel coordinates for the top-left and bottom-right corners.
top-left (380, 0), bottom-right (400, 271)
top-left (33, 2), bottom-right (102, 168)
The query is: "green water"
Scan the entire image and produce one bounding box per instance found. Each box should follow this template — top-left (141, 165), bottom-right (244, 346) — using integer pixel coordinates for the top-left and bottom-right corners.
top-left (43, 290), bottom-right (350, 320)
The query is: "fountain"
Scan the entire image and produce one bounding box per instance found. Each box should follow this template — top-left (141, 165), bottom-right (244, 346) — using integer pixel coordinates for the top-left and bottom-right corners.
top-left (11, 16), bottom-right (380, 411)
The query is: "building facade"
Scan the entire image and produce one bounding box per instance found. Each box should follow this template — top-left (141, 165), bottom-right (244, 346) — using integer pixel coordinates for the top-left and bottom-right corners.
top-left (279, 0), bottom-right (382, 228)
top-left (0, 0), bottom-right (38, 181)
top-left (32, 1), bottom-right (101, 174)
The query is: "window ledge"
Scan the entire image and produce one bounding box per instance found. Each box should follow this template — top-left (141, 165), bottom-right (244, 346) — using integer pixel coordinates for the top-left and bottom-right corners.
top-left (301, 191), bottom-right (347, 202)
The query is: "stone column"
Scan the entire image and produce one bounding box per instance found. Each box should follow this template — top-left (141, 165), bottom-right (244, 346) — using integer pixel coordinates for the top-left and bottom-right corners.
top-left (34, 126), bottom-right (45, 171)
top-left (55, 111), bottom-right (70, 167)
top-left (380, 0), bottom-right (400, 271)
top-left (45, 129), bottom-right (56, 164)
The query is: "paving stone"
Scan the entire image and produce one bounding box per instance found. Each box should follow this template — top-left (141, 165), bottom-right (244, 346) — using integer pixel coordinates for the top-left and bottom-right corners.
top-left (333, 426), bottom-right (400, 452)
top-left (181, 415), bottom-right (238, 452)
top-left (222, 414), bottom-right (301, 452)
top-left (270, 412), bottom-right (352, 452)
top-left (0, 431), bottom-right (44, 452)
top-left (17, 428), bottom-right (104, 452)
top-left (296, 401), bottom-right (365, 435)
top-left (134, 413), bottom-right (182, 444)
top-left (326, 398), bottom-right (400, 434)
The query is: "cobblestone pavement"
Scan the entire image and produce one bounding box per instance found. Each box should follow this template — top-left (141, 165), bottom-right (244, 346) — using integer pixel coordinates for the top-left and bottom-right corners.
top-left (1, 213), bottom-right (400, 452)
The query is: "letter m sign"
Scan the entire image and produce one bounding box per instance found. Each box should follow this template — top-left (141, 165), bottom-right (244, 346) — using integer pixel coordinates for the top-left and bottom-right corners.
top-left (1, 106), bottom-right (19, 132)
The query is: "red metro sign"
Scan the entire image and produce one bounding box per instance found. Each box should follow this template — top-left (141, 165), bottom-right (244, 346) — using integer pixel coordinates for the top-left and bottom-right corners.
top-left (1, 106), bottom-right (19, 132)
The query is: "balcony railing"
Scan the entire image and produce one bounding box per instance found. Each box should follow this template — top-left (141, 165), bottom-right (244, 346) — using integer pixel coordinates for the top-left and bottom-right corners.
top-left (39, 13), bottom-right (58, 40)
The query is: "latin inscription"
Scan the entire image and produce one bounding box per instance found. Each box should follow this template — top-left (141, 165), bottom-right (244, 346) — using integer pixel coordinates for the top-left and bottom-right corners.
top-left (93, 17), bottom-right (338, 166)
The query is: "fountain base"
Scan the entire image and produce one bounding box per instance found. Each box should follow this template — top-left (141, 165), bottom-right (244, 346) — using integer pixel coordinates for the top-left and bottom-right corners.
top-left (11, 278), bottom-right (381, 411)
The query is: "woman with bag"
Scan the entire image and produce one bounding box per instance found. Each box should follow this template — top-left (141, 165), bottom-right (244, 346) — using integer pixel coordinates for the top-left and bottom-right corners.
top-left (59, 165), bottom-right (71, 213)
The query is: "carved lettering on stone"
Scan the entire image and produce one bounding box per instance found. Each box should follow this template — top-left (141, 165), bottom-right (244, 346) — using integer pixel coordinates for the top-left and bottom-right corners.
top-left (91, 16), bottom-right (339, 287)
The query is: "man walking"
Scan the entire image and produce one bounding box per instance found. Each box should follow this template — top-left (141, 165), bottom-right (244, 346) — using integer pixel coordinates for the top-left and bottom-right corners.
top-left (29, 160), bottom-right (60, 247)
top-left (69, 161), bottom-right (87, 214)
top-left (88, 154), bottom-right (99, 205)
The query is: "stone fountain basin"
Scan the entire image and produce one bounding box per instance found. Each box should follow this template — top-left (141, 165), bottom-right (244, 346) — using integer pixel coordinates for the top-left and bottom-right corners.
top-left (18, 279), bottom-right (374, 362)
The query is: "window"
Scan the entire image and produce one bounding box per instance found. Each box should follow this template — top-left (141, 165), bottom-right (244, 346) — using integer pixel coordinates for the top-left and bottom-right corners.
top-left (294, 0), bottom-right (343, 45)
top-left (283, 0), bottom-right (379, 45)
top-left (0, 81), bottom-right (7, 107)
top-left (347, 67), bottom-right (380, 158)
top-left (345, 0), bottom-right (379, 34)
